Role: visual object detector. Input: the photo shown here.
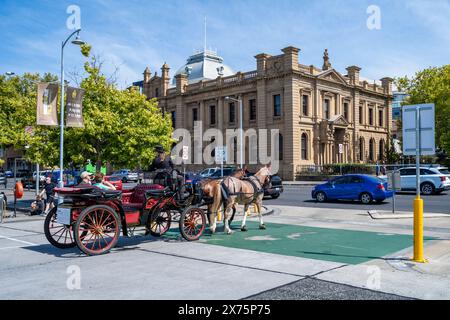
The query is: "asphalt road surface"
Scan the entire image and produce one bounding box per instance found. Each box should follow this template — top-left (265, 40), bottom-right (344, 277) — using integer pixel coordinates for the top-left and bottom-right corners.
top-left (268, 185), bottom-right (450, 214)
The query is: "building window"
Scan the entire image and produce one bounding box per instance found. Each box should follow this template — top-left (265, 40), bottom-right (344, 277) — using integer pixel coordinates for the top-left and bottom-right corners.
top-left (273, 94), bottom-right (281, 117)
top-left (155, 88), bottom-right (159, 97)
top-left (359, 137), bottom-right (364, 161)
top-left (302, 95), bottom-right (309, 116)
top-left (278, 134), bottom-right (283, 160)
top-left (171, 111), bottom-right (176, 128)
top-left (249, 99), bottom-right (257, 121)
top-left (192, 108), bottom-right (198, 125)
top-left (359, 105), bottom-right (363, 124)
top-left (369, 108), bottom-right (374, 125)
top-left (369, 139), bottom-right (375, 161)
top-left (210, 105), bottom-right (216, 125)
top-left (378, 109), bottom-right (383, 127)
top-left (379, 139), bottom-right (385, 161)
top-left (301, 133), bottom-right (308, 160)
top-left (343, 102), bottom-right (349, 121)
top-left (324, 99), bottom-right (330, 119)
top-left (229, 102), bottom-right (235, 123)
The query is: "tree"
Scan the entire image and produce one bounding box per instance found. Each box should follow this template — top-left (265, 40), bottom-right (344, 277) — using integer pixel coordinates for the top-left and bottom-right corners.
top-left (63, 55), bottom-right (174, 171)
top-left (398, 65), bottom-right (450, 160)
top-left (0, 73), bottom-right (60, 168)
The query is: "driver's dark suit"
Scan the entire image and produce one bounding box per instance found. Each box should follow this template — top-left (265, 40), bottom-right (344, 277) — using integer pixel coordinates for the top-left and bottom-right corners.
top-left (149, 155), bottom-right (186, 199)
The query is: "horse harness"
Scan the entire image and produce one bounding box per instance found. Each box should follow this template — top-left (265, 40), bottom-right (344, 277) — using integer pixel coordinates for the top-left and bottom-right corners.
top-left (220, 175), bottom-right (264, 201)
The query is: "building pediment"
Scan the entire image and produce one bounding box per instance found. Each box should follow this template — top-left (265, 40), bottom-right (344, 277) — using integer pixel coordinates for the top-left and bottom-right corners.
top-left (328, 114), bottom-right (349, 127)
top-left (316, 69), bottom-right (349, 86)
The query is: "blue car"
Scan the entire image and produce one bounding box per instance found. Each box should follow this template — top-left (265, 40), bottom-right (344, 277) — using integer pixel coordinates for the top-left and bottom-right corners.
top-left (311, 174), bottom-right (393, 204)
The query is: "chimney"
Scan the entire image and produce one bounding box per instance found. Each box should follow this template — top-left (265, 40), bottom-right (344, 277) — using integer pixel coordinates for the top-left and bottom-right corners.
top-left (281, 46), bottom-right (300, 72)
top-left (254, 53), bottom-right (271, 76)
top-left (175, 73), bottom-right (188, 94)
top-left (161, 62), bottom-right (170, 96)
top-left (346, 66), bottom-right (361, 85)
top-left (380, 77), bottom-right (393, 95)
top-left (143, 67), bottom-right (151, 83)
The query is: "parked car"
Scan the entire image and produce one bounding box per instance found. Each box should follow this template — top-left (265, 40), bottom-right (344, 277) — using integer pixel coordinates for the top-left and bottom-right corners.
top-left (264, 174), bottom-right (284, 199)
top-left (381, 167), bottom-right (450, 195)
top-left (312, 174), bottom-right (393, 204)
top-left (199, 167), bottom-right (221, 178)
top-left (103, 175), bottom-right (123, 190)
top-left (183, 171), bottom-right (201, 184)
top-left (111, 169), bottom-right (139, 183)
top-left (5, 171), bottom-right (13, 178)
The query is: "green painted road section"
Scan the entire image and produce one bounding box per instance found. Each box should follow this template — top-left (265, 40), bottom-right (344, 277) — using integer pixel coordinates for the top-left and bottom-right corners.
top-left (166, 222), bottom-right (433, 265)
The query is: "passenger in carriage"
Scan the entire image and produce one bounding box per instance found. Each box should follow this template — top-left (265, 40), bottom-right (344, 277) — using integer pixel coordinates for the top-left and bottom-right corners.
top-left (77, 171), bottom-right (93, 186)
top-left (92, 172), bottom-right (116, 190)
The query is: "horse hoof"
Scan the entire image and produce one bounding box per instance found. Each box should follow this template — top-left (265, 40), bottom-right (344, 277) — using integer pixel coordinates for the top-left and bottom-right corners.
top-left (241, 226), bottom-right (248, 232)
top-left (210, 229), bottom-right (216, 234)
top-left (226, 229), bottom-right (234, 235)
top-left (259, 224), bottom-right (266, 230)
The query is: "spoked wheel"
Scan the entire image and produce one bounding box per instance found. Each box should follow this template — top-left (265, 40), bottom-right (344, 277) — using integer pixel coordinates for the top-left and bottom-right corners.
top-left (179, 207), bottom-right (206, 241)
top-left (44, 207), bottom-right (77, 249)
top-left (149, 209), bottom-right (172, 237)
top-left (74, 205), bottom-right (121, 256)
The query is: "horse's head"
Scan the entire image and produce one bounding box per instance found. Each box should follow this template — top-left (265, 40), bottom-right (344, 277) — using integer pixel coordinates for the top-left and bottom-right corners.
top-left (255, 166), bottom-right (271, 187)
top-left (231, 168), bottom-right (246, 179)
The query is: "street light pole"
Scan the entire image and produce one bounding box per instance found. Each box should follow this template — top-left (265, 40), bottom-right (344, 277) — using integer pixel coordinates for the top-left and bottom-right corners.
top-left (225, 96), bottom-right (244, 169)
top-left (59, 29), bottom-right (85, 190)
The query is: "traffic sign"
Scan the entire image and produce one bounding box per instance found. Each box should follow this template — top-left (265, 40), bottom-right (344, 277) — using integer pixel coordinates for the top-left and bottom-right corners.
top-left (215, 146), bottom-right (227, 163)
top-left (182, 146), bottom-right (189, 161)
top-left (402, 103), bottom-right (435, 155)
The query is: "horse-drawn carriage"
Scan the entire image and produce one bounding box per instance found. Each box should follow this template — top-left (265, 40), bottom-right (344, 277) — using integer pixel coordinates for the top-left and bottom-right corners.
top-left (44, 170), bottom-right (208, 256)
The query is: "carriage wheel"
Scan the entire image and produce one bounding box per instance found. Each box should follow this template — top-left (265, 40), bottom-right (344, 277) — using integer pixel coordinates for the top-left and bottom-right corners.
top-left (44, 207), bottom-right (77, 249)
top-left (149, 209), bottom-right (171, 237)
top-left (179, 207), bottom-right (206, 241)
top-left (74, 205), bottom-right (121, 256)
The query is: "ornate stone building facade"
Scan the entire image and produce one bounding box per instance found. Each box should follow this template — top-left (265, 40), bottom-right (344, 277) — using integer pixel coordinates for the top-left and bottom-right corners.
top-left (140, 46), bottom-right (393, 180)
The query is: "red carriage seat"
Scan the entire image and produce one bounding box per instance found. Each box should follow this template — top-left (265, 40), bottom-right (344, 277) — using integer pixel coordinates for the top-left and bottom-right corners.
top-left (122, 183), bottom-right (164, 207)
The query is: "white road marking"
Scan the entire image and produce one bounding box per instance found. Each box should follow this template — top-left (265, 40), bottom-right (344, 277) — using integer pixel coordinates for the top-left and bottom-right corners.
top-left (0, 235), bottom-right (37, 246)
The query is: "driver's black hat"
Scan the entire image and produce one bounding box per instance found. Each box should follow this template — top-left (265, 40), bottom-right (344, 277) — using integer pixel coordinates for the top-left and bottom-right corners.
top-left (155, 145), bottom-right (165, 153)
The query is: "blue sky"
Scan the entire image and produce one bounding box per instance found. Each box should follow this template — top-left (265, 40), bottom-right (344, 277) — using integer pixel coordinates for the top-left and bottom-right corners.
top-left (1, 0), bottom-right (449, 88)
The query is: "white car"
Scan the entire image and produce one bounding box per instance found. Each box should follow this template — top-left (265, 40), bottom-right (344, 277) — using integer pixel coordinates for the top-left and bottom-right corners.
top-left (382, 167), bottom-right (450, 195)
top-left (199, 167), bottom-right (220, 178)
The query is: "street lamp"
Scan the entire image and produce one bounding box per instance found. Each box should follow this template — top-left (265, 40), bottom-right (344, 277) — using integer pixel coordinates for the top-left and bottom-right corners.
top-left (59, 29), bottom-right (85, 189)
top-left (224, 96), bottom-right (243, 169)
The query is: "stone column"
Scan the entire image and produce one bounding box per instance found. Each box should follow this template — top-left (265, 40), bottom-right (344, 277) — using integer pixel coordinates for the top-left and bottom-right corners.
top-left (218, 97), bottom-right (224, 132)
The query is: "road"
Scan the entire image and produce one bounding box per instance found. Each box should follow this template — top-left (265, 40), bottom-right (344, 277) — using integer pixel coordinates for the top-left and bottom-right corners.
top-left (268, 185), bottom-right (450, 214)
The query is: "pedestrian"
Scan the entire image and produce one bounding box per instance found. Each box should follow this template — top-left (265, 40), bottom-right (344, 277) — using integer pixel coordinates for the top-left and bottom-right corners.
top-left (92, 172), bottom-right (116, 190)
top-left (39, 176), bottom-right (56, 214)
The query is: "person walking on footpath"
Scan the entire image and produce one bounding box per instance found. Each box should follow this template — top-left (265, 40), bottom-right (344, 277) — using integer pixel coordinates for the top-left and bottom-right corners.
top-left (39, 176), bottom-right (56, 214)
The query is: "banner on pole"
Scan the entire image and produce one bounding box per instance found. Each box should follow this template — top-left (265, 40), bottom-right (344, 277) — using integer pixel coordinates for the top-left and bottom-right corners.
top-left (65, 87), bottom-right (85, 128)
top-left (36, 83), bottom-right (59, 126)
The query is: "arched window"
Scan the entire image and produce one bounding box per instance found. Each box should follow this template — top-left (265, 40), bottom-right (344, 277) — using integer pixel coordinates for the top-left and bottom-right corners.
top-left (301, 133), bottom-right (308, 160)
top-left (379, 139), bottom-right (385, 161)
top-left (359, 137), bottom-right (365, 161)
top-left (369, 139), bottom-right (375, 162)
top-left (278, 134), bottom-right (283, 161)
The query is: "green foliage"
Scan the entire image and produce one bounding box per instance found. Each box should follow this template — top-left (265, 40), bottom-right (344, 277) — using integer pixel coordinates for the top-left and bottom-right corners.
top-left (401, 65), bottom-right (450, 155)
top-left (80, 43), bottom-right (92, 58)
top-left (1, 56), bottom-right (173, 170)
top-left (64, 55), bottom-right (174, 170)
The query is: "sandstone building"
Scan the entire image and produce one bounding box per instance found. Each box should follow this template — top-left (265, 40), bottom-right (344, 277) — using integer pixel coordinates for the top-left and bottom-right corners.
top-left (140, 46), bottom-right (393, 179)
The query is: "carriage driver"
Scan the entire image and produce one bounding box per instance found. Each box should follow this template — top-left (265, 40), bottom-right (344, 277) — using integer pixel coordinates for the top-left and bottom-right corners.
top-left (149, 145), bottom-right (187, 200)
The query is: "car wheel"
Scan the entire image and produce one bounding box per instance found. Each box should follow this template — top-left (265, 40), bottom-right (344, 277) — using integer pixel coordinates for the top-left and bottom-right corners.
top-left (271, 193), bottom-right (280, 199)
top-left (420, 182), bottom-right (434, 195)
top-left (360, 192), bottom-right (373, 204)
top-left (315, 191), bottom-right (327, 203)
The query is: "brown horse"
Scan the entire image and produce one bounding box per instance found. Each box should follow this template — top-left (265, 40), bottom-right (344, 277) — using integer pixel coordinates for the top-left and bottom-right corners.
top-left (198, 168), bottom-right (246, 234)
top-left (220, 165), bottom-right (272, 234)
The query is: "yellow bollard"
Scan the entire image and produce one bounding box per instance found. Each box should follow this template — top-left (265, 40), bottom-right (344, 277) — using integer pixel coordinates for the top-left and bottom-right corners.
top-left (217, 209), bottom-right (222, 221)
top-left (413, 196), bottom-right (427, 263)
